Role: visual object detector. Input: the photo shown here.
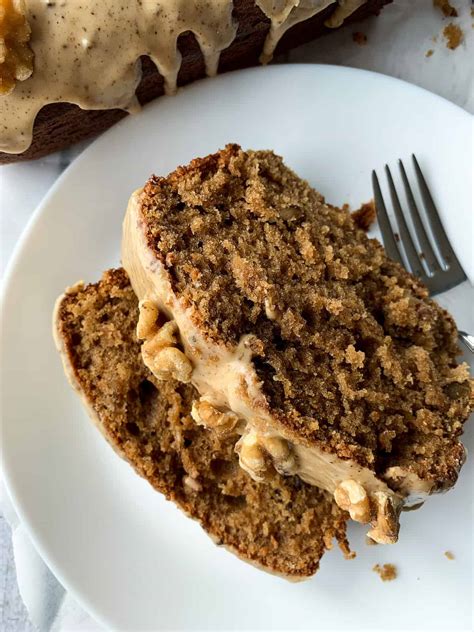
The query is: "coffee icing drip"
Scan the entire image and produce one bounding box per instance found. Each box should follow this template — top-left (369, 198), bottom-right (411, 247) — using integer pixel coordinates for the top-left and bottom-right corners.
top-left (0, 0), bottom-right (367, 154)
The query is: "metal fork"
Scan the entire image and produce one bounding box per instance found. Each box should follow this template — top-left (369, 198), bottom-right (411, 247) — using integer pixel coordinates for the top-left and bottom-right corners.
top-left (372, 155), bottom-right (473, 353)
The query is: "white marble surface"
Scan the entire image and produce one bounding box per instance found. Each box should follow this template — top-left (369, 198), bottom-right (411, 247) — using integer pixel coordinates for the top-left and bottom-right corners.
top-left (1, 0), bottom-right (473, 630)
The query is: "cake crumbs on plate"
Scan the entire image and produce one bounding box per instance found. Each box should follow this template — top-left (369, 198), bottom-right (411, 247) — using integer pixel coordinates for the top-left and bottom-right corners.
top-left (352, 31), bottom-right (367, 45)
top-left (433, 0), bottom-right (458, 18)
top-left (444, 551), bottom-right (455, 560)
top-left (443, 23), bottom-right (463, 49)
top-left (425, 49), bottom-right (434, 57)
top-left (373, 563), bottom-right (397, 581)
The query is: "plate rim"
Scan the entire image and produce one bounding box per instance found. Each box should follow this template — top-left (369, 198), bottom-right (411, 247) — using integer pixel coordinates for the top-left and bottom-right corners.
top-left (1, 63), bottom-right (472, 630)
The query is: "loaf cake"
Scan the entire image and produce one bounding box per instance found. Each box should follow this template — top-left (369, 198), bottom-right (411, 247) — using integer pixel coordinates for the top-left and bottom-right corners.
top-left (122, 144), bottom-right (473, 544)
top-left (54, 268), bottom-right (352, 579)
top-left (0, 0), bottom-right (392, 163)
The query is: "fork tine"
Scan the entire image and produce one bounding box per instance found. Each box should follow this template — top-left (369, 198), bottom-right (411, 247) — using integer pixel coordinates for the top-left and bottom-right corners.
top-left (385, 165), bottom-right (428, 282)
top-left (412, 154), bottom-right (466, 279)
top-left (372, 170), bottom-right (404, 266)
top-left (397, 159), bottom-right (441, 274)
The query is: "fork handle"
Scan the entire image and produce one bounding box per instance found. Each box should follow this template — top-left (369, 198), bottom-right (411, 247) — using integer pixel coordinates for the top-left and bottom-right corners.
top-left (458, 331), bottom-right (474, 354)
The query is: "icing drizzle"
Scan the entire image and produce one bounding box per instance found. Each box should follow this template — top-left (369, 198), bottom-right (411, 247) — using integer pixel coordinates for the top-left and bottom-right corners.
top-left (0, 0), bottom-right (368, 154)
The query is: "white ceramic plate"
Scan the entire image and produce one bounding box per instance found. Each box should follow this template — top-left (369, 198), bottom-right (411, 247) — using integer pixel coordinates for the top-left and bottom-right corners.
top-left (2, 65), bottom-right (473, 631)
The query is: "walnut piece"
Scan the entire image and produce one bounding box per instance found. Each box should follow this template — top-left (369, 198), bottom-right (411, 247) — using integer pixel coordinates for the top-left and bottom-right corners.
top-left (334, 480), bottom-right (401, 544)
top-left (0, 0), bottom-right (33, 95)
top-left (236, 429), bottom-right (298, 482)
top-left (236, 430), bottom-right (267, 482)
top-left (136, 299), bottom-right (159, 340)
top-left (138, 299), bottom-right (192, 383)
top-left (367, 491), bottom-right (401, 545)
top-left (142, 321), bottom-right (178, 353)
top-left (143, 345), bottom-right (192, 383)
top-left (183, 475), bottom-right (202, 493)
top-left (260, 435), bottom-right (298, 476)
top-left (191, 399), bottom-right (241, 437)
top-left (334, 479), bottom-right (371, 522)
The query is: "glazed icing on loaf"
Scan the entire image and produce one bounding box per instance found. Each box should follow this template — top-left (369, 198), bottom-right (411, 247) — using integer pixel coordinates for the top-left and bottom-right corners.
top-left (256, 0), bottom-right (334, 63)
top-left (0, 0), bottom-right (367, 154)
top-left (0, 0), bottom-right (236, 153)
top-left (325, 0), bottom-right (366, 27)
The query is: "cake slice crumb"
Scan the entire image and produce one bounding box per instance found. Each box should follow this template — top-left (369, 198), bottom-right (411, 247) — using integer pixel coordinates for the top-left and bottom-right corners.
top-left (352, 200), bottom-right (376, 232)
top-left (373, 563), bottom-right (397, 581)
top-left (433, 0), bottom-right (458, 18)
top-left (443, 23), bottom-right (463, 49)
top-left (425, 49), bottom-right (434, 57)
top-left (444, 551), bottom-right (455, 560)
top-left (352, 31), bottom-right (367, 45)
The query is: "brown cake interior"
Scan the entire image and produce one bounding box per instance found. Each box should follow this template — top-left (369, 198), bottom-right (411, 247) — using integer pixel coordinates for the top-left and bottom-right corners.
top-left (55, 268), bottom-right (351, 578)
top-left (138, 145), bottom-right (472, 489)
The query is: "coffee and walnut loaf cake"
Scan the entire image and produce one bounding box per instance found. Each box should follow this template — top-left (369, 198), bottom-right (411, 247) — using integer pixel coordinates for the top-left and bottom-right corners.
top-left (122, 144), bottom-right (473, 545)
top-left (54, 268), bottom-right (352, 579)
top-left (0, 0), bottom-right (392, 163)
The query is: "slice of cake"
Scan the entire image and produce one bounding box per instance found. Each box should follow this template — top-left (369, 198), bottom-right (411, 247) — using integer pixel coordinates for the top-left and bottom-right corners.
top-left (53, 268), bottom-right (351, 579)
top-left (122, 144), bottom-right (473, 544)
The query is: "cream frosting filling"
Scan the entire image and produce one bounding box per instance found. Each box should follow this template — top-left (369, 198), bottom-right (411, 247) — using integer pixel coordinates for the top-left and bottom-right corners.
top-left (121, 188), bottom-right (453, 543)
top-left (1, 0), bottom-right (369, 154)
top-left (53, 286), bottom-right (320, 580)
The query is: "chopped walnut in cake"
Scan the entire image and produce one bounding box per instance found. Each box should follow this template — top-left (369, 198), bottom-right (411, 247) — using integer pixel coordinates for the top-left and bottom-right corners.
top-left (0, 0), bottom-right (33, 95)
top-left (54, 268), bottom-right (353, 579)
top-left (137, 300), bottom-right (192, 383)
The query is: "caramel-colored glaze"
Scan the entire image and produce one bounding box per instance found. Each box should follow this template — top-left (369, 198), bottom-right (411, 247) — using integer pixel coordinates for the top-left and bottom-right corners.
top-left (0, 0), bottom-right (366, 154)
